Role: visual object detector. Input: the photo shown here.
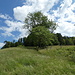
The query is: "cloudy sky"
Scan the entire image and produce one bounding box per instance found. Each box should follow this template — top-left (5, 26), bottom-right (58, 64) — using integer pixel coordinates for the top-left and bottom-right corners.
top-left (0, 0), bottom-right (75, 48)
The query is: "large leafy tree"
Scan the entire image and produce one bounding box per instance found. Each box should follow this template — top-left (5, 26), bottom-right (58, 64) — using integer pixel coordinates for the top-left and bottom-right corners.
top-left (24, 12), bottom-right (57, 49)
top-left (24, 11), bottom-right (57, 33)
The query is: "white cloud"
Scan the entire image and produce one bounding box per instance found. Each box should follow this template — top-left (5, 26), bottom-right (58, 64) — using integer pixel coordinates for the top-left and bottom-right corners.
top-left (0, 14), bottom-right (12, 20)
top-left (0, 43), bottom-right (5, 48)
top-left (13, 0), bottom-right (59, 21)
top-left (13, 6), bottom-right (34, 21)
top-left (14, 29), bottom-right (28, 40)
top-left (0, 20), bottom-right (28, 39)
top-left (0, 0), bottom-right (75, 40)
top-left (53, 0), bottom-right (75, 36)
top-left (55, 21), bottom-right (75, 36)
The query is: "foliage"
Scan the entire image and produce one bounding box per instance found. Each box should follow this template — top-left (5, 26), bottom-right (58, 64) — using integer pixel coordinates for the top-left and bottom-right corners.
top-left (25, 26), bottom-right (53, 48)
top-left (63, 37), bottom-right (74, 45)
top-left (2, 32), bottom-right (75, 49)
top-left (56, 33), bottom-right (64, 45)
top-left (1, 40), bottom-right (23, 49)
top-left (51, 34), bottom-right (59, 45)
top-left (24, 11), bottom-right (57, 33)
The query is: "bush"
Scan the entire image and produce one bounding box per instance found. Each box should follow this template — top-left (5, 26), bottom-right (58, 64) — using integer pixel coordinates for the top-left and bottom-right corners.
top-left (25, 26), bottom-right (53, 49)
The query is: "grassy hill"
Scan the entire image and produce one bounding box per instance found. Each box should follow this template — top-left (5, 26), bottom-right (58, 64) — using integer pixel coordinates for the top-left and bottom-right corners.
top-left (0, 46), bottom-right (75, 75)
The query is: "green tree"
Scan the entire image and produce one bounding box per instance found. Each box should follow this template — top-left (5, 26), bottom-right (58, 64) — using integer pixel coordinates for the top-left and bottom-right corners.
top-left (72, 37), bottom-right (75, 45)
top-left (15, 42), bottom-right (20, 47)
top-left (64, 37), bottom-right (74, 45)
top-left (56, 33), bottom-right (64, 45)
top-left (24, 11), bottom-right (58, 49)
top-left (2, 41), bottom-right (11, 49)
top-left (24, 11), bottom-right (57, 33)
top-left (25, 26), bottom-right (53, 48)
top-left (51, 34), bottom-right (59, 45)
top-left (18, 38), bottom-right (23, 45)
top-left (23, 37), bottom-right (27, 46)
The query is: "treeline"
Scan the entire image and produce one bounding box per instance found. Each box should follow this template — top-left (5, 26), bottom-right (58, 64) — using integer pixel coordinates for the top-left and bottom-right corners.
top-left (19, 33), bottom-right (75, 45)
top-left (1, 33), bottom-right (75, 49)
top-left (1, 40), bottom-right (23, 49)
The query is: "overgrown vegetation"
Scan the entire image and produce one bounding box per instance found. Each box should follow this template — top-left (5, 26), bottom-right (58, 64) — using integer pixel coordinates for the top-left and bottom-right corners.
top-left (0, 46), bottom-right (75, 75)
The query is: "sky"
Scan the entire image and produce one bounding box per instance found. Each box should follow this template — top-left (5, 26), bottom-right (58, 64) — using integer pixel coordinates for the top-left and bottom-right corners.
top-left (0, 0), bottom-right (75, 48)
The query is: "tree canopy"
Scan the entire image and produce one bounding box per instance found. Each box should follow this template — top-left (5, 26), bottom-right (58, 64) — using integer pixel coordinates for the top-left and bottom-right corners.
top-left (24, 11), bottom-right (57, 33)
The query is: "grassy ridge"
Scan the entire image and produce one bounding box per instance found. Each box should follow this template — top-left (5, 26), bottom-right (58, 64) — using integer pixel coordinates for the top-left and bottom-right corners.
top-left (0, 46), bottom-right (75, 75)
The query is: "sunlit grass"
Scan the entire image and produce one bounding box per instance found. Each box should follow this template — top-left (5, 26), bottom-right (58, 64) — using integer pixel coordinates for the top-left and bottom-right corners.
top-left (0, 46), bottom-right (75, 75)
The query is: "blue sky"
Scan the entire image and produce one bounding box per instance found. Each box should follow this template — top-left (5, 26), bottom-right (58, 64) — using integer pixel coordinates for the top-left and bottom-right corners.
top-left (0, 0), bottom-right (75, 48)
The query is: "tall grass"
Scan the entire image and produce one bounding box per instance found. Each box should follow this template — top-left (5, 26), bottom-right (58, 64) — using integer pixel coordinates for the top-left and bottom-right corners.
top-left (0, 46), bottom-right (75, 75)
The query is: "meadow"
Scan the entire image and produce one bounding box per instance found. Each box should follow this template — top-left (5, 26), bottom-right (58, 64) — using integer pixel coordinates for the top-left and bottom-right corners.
top-left (0, 46), bottom-right (75, 75)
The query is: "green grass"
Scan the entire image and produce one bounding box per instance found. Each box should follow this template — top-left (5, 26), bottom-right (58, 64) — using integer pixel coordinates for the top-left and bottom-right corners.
top-left (0, 46), bottom-right (75, 75)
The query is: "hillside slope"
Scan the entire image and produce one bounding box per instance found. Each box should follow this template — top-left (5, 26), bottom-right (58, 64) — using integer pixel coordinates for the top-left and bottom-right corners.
top-left (0, 46), bottom-right (75, 75)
